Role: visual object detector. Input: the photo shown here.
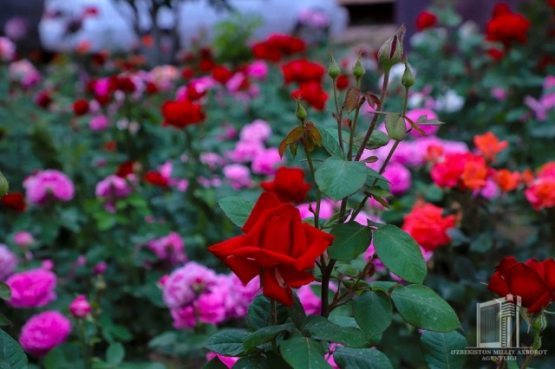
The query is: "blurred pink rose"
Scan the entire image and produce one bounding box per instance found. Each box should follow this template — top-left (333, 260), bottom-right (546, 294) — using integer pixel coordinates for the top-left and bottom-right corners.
top-left (89, 115), bottom-right (109, 131)
top-left (0, 244), bottom-right (17, 280)
top-left (383, 163), bottom-right (412, 195)
top-left (223, 164), bottom-right (252, 189)
top-left (69, 295), bottom-right (92, 318)
top-left (147, 232), bottom-right (187, 265)
top-left (13, 231), bottom-right (35, 248)
top-left (20, 311), bottom-right (71, 356)
top-left (24, 170), bottom-right (74, 205)
top-left (6, 268), bottom-right (57, 308)
top-left (252, 148), bottom-right (281, 175)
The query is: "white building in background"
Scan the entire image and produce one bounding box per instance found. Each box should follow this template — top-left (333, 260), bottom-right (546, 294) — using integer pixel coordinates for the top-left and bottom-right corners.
top-left (39, 0), bottom-right (348, 53)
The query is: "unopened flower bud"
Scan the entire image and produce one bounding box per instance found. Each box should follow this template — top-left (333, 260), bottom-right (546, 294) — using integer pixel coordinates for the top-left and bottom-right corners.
top-left (296, 101), bottom-right (307, 121)
top-left (328, 59), bottom-right (340, 80)
top-left (401, 64), bottom-right (415, 88)
top-left (378, 26), bottom-right (406, 70)
top-left (0, 171), bottom-right (8, 196)
top-left (353, 59), bottom-right (365, 80)
top-left (385, 113), bottom-right (407, 141)
top-left (69, 295), bottom-right (92, 318)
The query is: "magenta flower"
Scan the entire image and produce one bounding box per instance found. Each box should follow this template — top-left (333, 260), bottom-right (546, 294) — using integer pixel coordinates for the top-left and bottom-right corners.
top-left (147, 232), bottom-right (187, 265)
top-left (382, 163), bottom-right (412, 195)
top-left (223, 164), bottom-right (252, 189)
top-left (24, 170), bottom-right (75, 205)
top-left (0, 244), bottom-right (17, 280)
top-left (6, 268), bottom-right (57, 308)
top-left (251, 148), bottom-right (282, 175)
top-left (69, 295), bottom-right (92, 318)
top-left (19, 311), bottom-right (71, 356)
top-left (162, 262), bottom-right (218, 308)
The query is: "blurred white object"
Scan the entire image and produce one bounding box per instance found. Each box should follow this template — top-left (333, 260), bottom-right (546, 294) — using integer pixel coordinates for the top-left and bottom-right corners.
top-left (39, 0), bottom-right (348, 52)
top-left (435, 89), bottom-right (465, 113)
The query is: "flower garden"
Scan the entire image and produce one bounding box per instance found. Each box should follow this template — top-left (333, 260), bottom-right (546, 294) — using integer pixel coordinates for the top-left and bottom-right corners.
top-left (0, 1), bottom-right (554, 368)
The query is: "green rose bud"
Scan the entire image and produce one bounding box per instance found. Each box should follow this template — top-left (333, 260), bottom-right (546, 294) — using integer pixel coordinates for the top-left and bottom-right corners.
top-left (378, 26), bottom-right (406, 70)
top-left (401, 63), bottom-right (415, 88)
top-left (353, 58), bottom-right (365, 80)
top-left (296, 101), bottom-right (308, 121)
top-left (328, 58), bottom-right (340, 80)
top-left (0, 171), bottom-right (9, 197)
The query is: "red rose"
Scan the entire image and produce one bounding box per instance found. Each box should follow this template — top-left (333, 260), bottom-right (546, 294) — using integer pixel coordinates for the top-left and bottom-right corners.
top-left (116, 160), bottom-right (138, 178)
top-left (488, 257), bottom-right (555, 313)
top-left (185, 83), bottom-right (206, 101)
top-left (261, 167), bottom-right (311, 203)
top-left (281, 59), bottom-right (325, 85)
top-left (144, 171), bottom-right (169, 188)
top-left (209, 192), bottom-right (334, 305)
top-left (487, 47), bottom-right (505, 61)
top-left (161, 99), bottom-right (205, 128)
top-left (212, 66), bottom-right (234, 85)
top-left (486, 5), bottom-right (530, 46)
top-left (182, 67), bottom-right (195, 80)
top-left (111, 76), bottom-right (136, 94)
top-left (430, 152), bottom-right (489, 191)
top-left (401, 202), bottom-right (456, 251)
top-left (415, 10), bottom-right (438, 31)
top-left (35, 90), bottom-right (53, 109)
top-left (252, 34), bottom-right (306, 62)
top-left (335, 74), bottom-right (350, 90)
top-left (1, 192), bottom-right (26, 212)
top-left (291, 82), bottom-right (328, 111)
top-left (72, 99), bottom-right (89, 116)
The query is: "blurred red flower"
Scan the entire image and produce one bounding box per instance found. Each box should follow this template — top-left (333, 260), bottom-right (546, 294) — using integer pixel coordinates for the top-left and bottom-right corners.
top-left (402, 202), bottom-right (456, 251)
top-left (261, 167), bottom-right (311, 203)
top-left (161, 99), bottom-right (205, 128)
top-left (415, 10), bottom-right (438, 31)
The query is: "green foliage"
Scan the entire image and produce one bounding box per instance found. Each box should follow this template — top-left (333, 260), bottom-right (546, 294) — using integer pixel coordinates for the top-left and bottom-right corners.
top-left (391, 285), bottom-right (460, 332)
top-left (420, 330), bottom-right (467, 369)
top-left (0, 329), bottom-right (28, 369)
top-left (373, 225), bottom-right (427, 284)
top-left (315, 157), bottom-right (369, 200)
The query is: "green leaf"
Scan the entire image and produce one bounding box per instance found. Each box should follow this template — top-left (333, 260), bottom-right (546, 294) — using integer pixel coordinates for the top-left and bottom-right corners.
top-left (233, 356), bottom-right (271, 369)
top-left (366, 131), bottom-right (389, 149)
top-left (0, 313), bottom-right (11, 327)
top-left (205, 329), bottom-right (249, 356)
top-left (315, 157), bottom-right (368, 200)
top-left (329, 222), bottom-right (372, 262)
top-left (333, 347), bottom-right (393, 369)
top-left (0, 329), bottom-right (28, 369)
top-left (320, 127), bottom-right (344, 158)
top-left (247, 296), bottom-right (287, 330)
top-left (106, 343), bottom-right (125, 365)
top-left (391, 285), bottom-right (460, 332)
top-left (367, 281), bottom-right (398, 293)
top-left (470, 233), bottom-right (492, 253)
top-left (373, 225), bottom-right (427, 284)
top-left (0, 282), bottom-right (11, 301)
top-left (352, 291), bottom-right (392, 341)
top-left (218, 197), bottom-right (254, 227)
top-left (279, 337), bottom-right (332, 369)
top-left (243, 324), bottom-right (294, 351)
top-left (421, 330), bottom-right (467, 369)
top-left (302, 316), bottom-right (367, 348)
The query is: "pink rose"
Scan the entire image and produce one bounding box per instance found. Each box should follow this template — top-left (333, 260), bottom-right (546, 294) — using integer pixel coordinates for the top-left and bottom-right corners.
top-left (20, 311), bottom-right (71, 356)
top-left (69, 295), bottom-right (92, 318)
top-left (23, 170), bottom-right (74, 205)
top-left (6, 268), bottom-right (57, 308)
